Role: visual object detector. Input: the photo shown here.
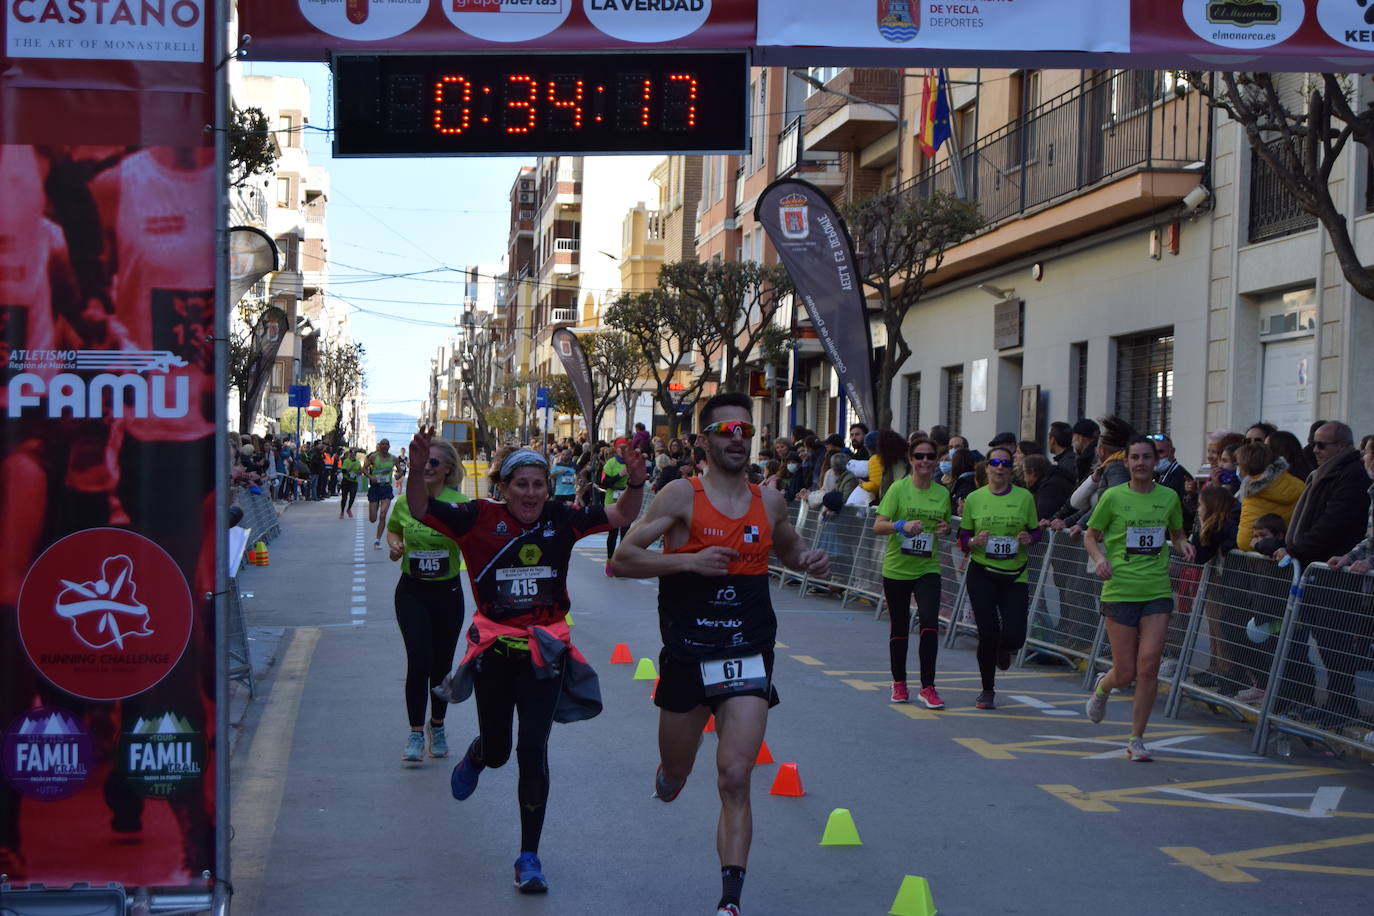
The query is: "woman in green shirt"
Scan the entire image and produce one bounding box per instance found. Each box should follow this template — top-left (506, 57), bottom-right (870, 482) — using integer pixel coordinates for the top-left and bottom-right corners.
top-left (1083, 435), bottom-right (1193, 761)
top-left (387, 437), bottom-right (469, 763)
top-left (957, 445), bottom-right (1040, 709)
top-left (873, 438), bottom-right (952, 708)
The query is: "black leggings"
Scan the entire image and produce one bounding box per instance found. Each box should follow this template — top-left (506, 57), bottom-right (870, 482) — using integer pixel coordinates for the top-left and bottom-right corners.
top-left (883, 574), bottom-right (943, 686)
top-left (394, 575), bottom-right (464, 728)
top-left (606, 526), bottom-right (627, 560)
top-left (964, 562), bottom-right (1030, 691)
top-left (468, 644), bottom-right (565, 853)
top-left (340, 480), bottom-right (358, 513)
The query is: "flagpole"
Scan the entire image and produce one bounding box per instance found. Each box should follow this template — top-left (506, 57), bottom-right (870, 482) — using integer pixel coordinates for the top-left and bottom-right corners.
top-left (941, 68), bottom-right (968, 199)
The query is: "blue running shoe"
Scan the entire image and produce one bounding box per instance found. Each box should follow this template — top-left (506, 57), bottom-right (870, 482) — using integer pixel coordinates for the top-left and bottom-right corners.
top-left (513, 852), bottom-right (548, 893)
top-left (428, 723), bottom-right (449, 758)
top-left (450, 750), bottom-right (481, 800)
top-left (401, 731), bottom-right (424, 762)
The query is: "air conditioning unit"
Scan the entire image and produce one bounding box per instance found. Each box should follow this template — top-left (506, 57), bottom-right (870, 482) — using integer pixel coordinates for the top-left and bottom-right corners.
top-left (723, 217), bottom-right (741, 230)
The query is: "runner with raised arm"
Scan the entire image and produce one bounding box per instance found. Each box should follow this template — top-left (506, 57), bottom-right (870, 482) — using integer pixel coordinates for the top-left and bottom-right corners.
top-left (612, 391), bottom-right (830, 916)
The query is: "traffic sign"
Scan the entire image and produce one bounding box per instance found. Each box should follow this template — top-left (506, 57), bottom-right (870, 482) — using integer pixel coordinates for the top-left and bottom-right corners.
top-left (287, 384), bottom-right (311, 408)
top-left (305, 399), bottom-right (324, 419)
top-left (535, 387), bottom-right (551, 409)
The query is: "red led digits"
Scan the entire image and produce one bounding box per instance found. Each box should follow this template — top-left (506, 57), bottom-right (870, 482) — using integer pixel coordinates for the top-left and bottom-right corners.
top-left (506, 74), bottom-right (538, 135)
top-left (642, 78), bottom-right (653, 128)
top-left (547, 76), bottom-right (584, 131)
top-left (434, 76), bottom-right (473, 135)
top-left (666, 73), bottom-right (698, 130)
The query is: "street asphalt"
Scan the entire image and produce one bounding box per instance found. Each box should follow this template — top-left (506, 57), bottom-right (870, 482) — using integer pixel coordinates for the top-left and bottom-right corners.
top-left (227, 496), bottom-right (1374, 915)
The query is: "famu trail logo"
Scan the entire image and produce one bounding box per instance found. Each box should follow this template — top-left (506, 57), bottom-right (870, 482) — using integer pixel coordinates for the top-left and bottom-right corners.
top-left (119, 711), bottom-right (204, 798)
top-left (1206, 0), bottom-right (1281, 25)
top-left (878, 0), bottom-right (919, 43)
top-left (6, 349), bottom-right (190, 419)
top-left (779, 193), bottom-right (810, 240)
top-left (2, 707), bottom-right (94, 801)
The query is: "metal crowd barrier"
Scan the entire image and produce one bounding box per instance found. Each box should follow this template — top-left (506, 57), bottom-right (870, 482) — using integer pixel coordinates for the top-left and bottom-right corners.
top-left (232, 487), bottom-right (281, 543)
top-left (792, 510), bottom-right (1374, 759)
top-left (226, 576), bottom-right (254, 698)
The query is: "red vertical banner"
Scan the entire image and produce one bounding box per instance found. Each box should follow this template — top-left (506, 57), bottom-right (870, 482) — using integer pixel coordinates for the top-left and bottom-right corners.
top-left (0, 0), bottom-right (222, 898)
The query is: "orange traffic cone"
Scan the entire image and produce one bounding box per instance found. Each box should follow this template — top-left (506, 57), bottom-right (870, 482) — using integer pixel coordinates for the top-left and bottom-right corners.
top-left (610, 643), bottom-right (633, 664)
top-left (703, 714), bottom-right (716, 733)
top-left (769, 762), bottom-right (804, 797)
top-left (247, 545), bottom-right (261, 566)
top-left (255, 540), bottom-right (270, 566)
top-left (755, 741), bottom-right (774, 765)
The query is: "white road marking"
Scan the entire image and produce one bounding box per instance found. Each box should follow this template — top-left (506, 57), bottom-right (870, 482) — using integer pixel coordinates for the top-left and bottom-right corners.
top-left (1008, 695), bottom-right (1080, 716)
top-left (1153, 786), bottom-right (1346, 818)
top-left (1034, 733), bottom-right (1265, 761)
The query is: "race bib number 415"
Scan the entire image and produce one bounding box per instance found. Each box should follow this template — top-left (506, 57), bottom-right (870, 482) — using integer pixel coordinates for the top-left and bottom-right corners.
top-left (495, 565), bottom-right (553, 603)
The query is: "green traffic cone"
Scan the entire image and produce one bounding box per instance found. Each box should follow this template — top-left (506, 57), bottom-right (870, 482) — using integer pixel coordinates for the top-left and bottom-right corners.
top-left (632, 657), bottom-right (658, 681)
top-left (819, 807), bottom-right (862, 846)
top-left (888, 875), bottom-right (937, 915)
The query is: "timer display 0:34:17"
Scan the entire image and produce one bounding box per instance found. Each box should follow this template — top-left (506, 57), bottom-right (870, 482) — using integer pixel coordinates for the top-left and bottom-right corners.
top-left (333, 53), bottom-right (750, 157)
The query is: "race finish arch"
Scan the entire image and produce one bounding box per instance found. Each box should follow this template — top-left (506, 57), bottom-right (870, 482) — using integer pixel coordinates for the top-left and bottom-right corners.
top-left (3, 1), bottom-right (1374, 914)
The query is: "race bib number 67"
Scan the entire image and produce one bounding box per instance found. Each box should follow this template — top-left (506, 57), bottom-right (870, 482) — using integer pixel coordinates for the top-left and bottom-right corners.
top-left (700, 654), bottom-right (767, 697)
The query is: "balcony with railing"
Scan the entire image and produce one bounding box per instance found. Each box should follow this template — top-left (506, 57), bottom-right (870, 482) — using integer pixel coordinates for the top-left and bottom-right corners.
top-left (802, 68), bottom-right (900, 153)
top-left (777, 117), bottom-right (843, 188)
top-left (551, 308), bottom-right (577, 324)
top-left (898, 70), bottom-right (1210, 280)
top-left (1249, 141), bottom-right (1317, 243)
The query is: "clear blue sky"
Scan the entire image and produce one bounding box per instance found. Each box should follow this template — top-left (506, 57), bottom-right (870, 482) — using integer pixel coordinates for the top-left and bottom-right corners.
top-left (242, 62), bottom-right (533, 419)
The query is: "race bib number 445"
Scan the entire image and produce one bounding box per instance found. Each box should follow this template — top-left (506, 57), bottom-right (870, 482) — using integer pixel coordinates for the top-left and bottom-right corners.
top-left (700, 654), bottom-right (767, 697)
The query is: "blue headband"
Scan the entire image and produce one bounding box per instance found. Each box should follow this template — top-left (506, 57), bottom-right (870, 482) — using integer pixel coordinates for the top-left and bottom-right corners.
top-left (500, 448), bottom-right (549, 481)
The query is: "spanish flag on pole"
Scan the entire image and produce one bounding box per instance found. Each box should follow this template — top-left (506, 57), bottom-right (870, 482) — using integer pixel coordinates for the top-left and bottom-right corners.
top-left (918, 69), bottom-right (952, 158)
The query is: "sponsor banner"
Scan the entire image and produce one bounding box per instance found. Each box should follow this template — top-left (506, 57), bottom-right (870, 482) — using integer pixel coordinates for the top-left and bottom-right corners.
top-left (759, 0), bottom-right (1131, 53)
top-left (551, 328), bottom-right (596, 437)
top-left (754, 179), bottom-right (876, 429)
top-left (4, 0), bottom-right (207, 62)
top-left (1, 4), bottom-right (218, 893)
top-left (237, 0), bottom-right (754, 60)
top-left (757, 1), bottom-right (1374, 67)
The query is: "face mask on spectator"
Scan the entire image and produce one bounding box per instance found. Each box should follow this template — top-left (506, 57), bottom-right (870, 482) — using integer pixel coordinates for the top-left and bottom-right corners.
top-left (1156, 457), bottom-right (1173, 473)
top-left (786, 462), bottom-right (799, 473)
top-left (938, 460), bottom-right (952, 476)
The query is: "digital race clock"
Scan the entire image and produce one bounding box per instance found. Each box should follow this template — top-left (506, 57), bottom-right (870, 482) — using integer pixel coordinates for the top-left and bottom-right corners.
top-left (332, 52), bottom-right (750, 157)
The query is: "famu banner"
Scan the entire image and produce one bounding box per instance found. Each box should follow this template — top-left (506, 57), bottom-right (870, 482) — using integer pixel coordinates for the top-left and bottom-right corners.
top-left (552, 328), bottom-right (596, 438)
top-left (755, 179), bottom-right (876, 429)
top-left (0, 0), bottom-right (222, 901)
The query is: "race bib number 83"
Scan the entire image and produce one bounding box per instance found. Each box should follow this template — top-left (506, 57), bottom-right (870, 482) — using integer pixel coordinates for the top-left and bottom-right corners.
top-left (1126, 526), bottom-right (1166, 556)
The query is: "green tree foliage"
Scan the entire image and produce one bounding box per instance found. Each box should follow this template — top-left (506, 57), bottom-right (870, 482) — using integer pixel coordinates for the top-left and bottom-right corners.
top-left (306, 340), bottom-right (366, 445)
top-left (228, 105), bottom-right (280, 188)
top-left (658, 260), bottom-right (794, 391)
top-left (841, 189), bottom-right (984, 428)
top-left (278, 402), bottom-right (338, 438)
top-left (604, 287), bottom-right (720, 437)
top-left (1184, 71), bottom-right (1374, 301)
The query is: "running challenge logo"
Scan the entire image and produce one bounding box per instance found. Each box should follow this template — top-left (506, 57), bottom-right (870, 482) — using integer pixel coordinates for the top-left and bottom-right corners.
top-left (18, 528), bottom-right (193, 701)
top-left (2, 707), bottom-right (94, 801)
top-left (5, 0), bottom-right (206, 62)
top-left (1182, 0), bottom-right (1303, 48)
top-left (6, 349), bottom-right (190, 420)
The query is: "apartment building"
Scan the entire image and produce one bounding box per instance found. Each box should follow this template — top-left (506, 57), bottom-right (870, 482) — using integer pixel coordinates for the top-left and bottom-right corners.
top-left (229, 73), bottom-right (348, 439)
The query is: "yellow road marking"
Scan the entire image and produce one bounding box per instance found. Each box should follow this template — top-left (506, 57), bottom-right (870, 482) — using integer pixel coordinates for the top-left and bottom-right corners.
top-left (840, 678), bottom-right (881, 692)
top-left (1161, 832), bottom-right (1374, 882)
top-left (231, 627), bottom-right (321, 910)
top-left (774, 641), bottom-right (788, 649)
top-left (790, 655), bottom-right (825, 666)
top-left (891, 705), bottom-right (938, 721)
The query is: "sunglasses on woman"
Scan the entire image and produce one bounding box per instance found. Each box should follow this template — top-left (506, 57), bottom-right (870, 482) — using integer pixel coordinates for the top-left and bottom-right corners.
top-left (427, 457), bottom-right (445, 468)
top-left (703, 420), bottom-right (756, 439)
top-left (910, 452), bottom-right (938, 461)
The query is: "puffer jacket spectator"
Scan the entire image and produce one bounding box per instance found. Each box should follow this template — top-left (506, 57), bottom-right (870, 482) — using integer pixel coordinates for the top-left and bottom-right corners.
top-left (1284, 422), bottom-right (1372, 566)
top-left (1234, 443), bottom-right (1305, 551)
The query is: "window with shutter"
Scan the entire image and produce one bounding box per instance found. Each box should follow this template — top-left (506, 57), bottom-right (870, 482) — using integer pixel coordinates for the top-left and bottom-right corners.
top-left (1114, 331), bottom-right (1173, 437)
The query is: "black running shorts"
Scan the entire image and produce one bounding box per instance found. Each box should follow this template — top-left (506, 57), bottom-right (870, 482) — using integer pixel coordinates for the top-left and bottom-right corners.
top-left (653, 647), bottom-right (779, 714)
